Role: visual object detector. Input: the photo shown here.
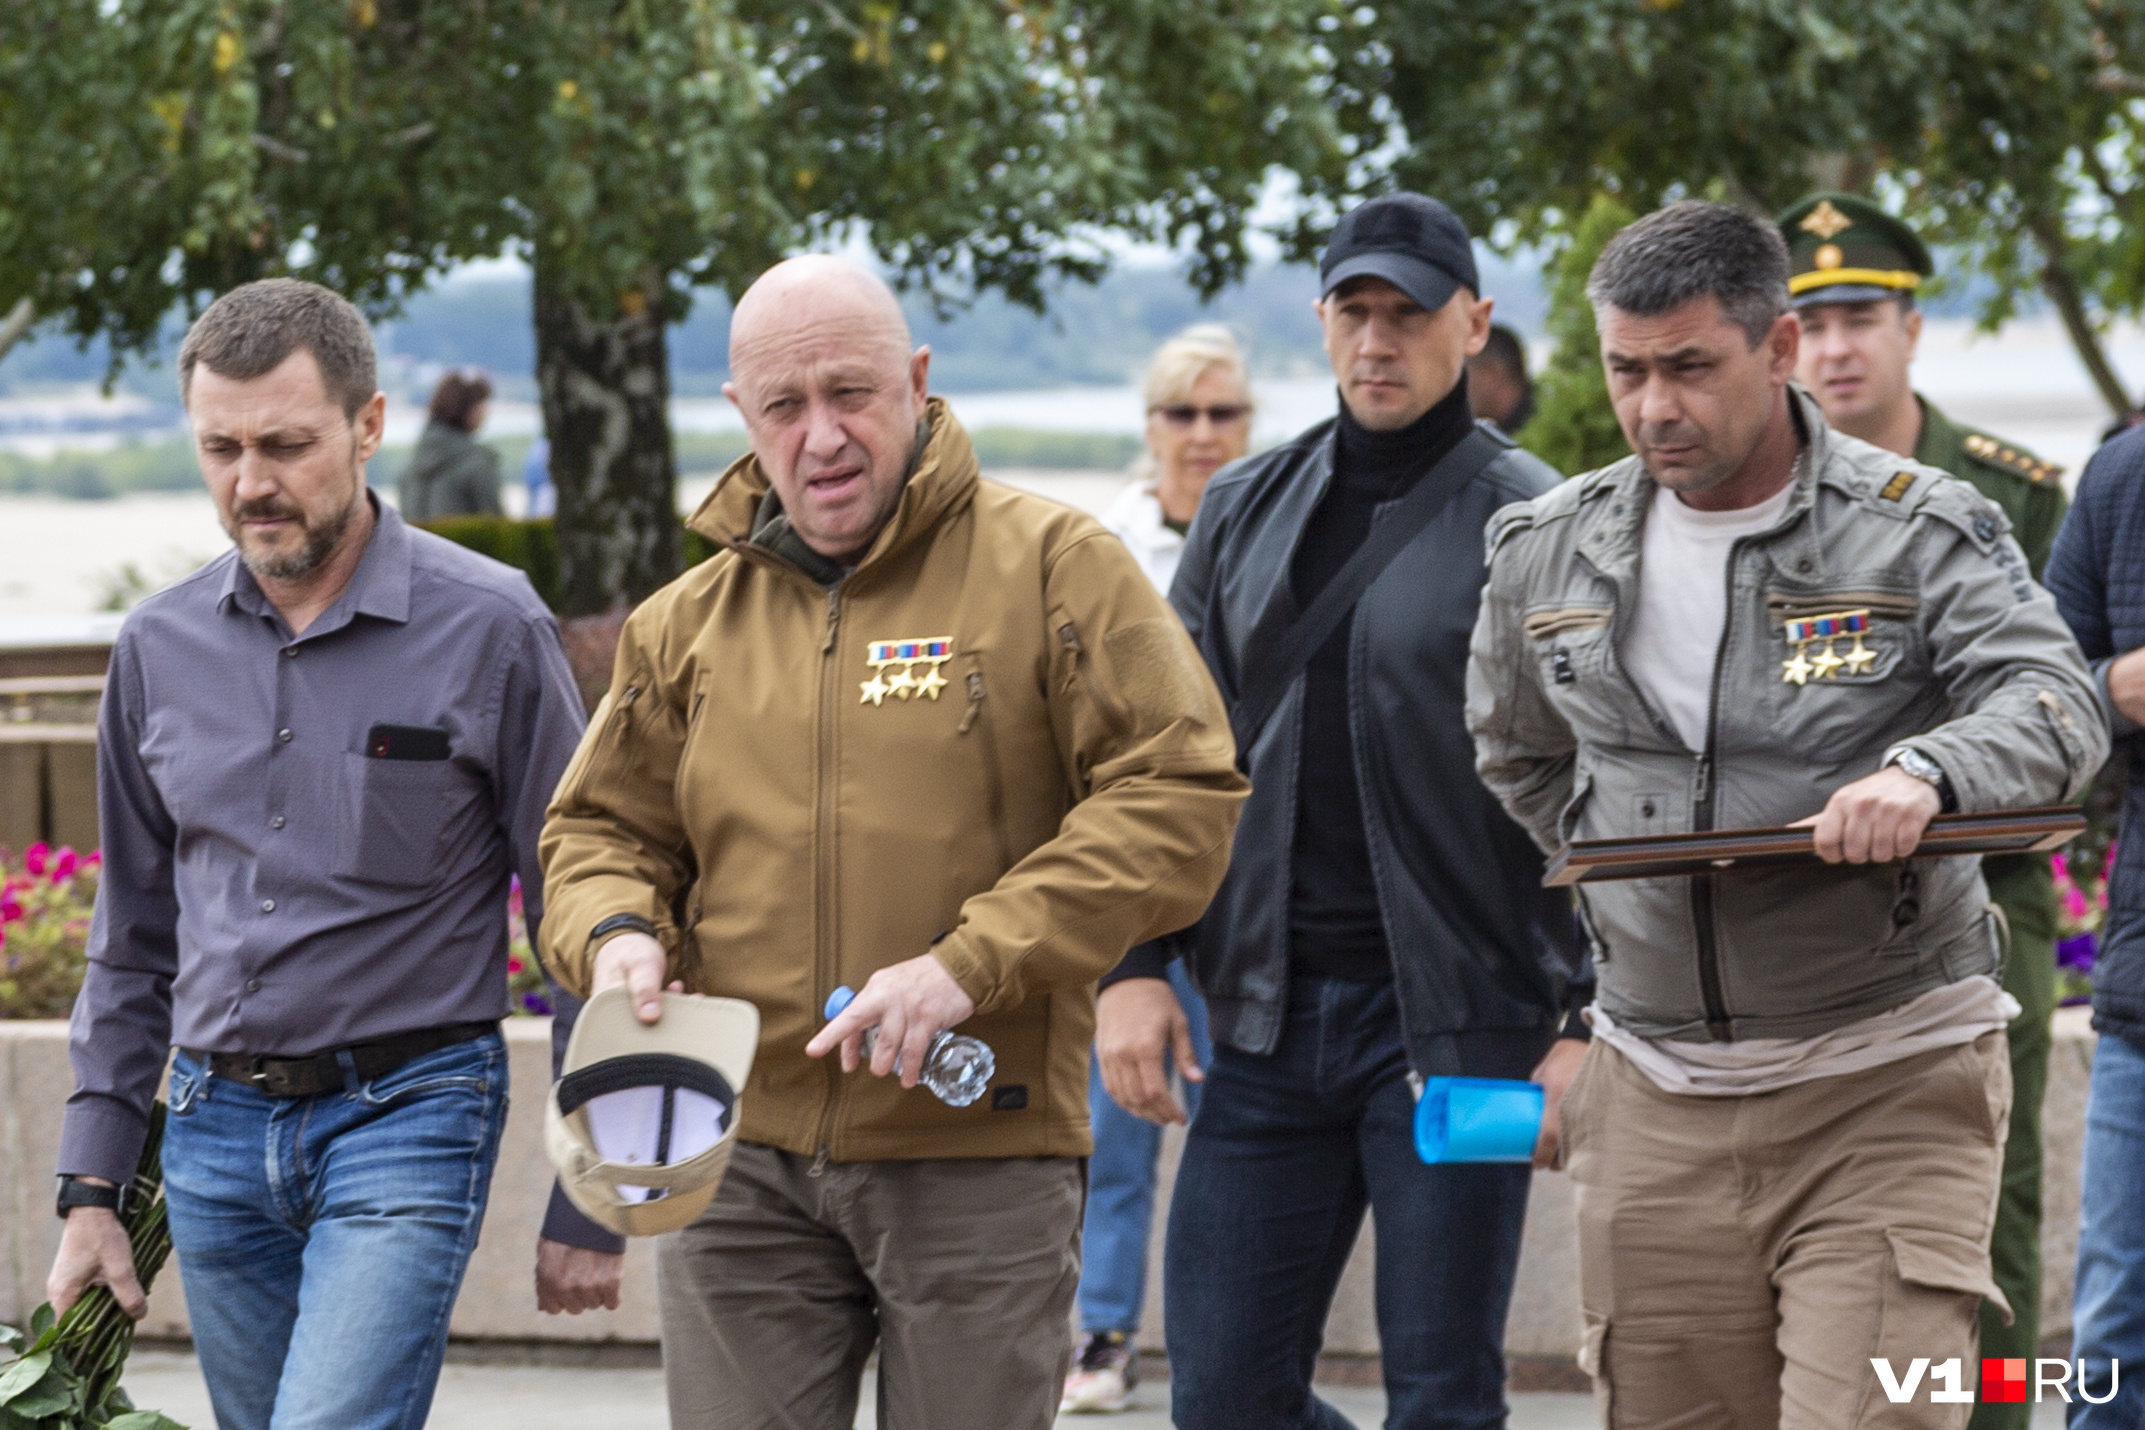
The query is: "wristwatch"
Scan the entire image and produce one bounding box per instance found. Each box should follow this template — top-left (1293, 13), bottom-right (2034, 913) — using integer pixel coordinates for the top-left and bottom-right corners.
top-left (56, 1175), bottom-right (125, 1220)
top-left (1884, 745), bottom-right (1958, 814)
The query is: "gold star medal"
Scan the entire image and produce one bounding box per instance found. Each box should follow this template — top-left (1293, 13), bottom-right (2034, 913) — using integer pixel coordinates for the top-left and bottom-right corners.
top-left (1781, 610), bottom-right (1872, 685)
top-left (862, 637), bottom-right (955, 705)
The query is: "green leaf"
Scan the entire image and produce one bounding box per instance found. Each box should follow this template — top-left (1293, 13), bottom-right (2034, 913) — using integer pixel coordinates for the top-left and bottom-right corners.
top-left (8, 1364), bottom-right (76, 1417)
top-left (104, 1411), bottom-right (189, 1430)
top-left (0, 1352), bottom-right (54, 1403)
top-left (25, 1310), bottom-right (50, 1344)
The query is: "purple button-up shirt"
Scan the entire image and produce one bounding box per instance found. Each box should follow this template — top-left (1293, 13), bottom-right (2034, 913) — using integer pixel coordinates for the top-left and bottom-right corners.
top-left (60, 497), bottom-right (587, 1184)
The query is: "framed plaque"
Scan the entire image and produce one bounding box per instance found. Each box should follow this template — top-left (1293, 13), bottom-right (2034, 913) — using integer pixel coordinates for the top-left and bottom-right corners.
top-left (1542, 806), bottom-right (2086, 888)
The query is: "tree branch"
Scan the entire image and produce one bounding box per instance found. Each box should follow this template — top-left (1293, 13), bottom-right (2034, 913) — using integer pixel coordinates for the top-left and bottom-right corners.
top-left (2030, 214), bottom-right (2133, 416)
top-left (252, 133), bottom-right (309, 163)
top-left (0, 296), bottom-right (34, 364)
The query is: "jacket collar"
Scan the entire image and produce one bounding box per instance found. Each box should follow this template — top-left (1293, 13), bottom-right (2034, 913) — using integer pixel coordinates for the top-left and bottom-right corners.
top-left (688, 396), bottom-right (980, 584)
top-left (1578, 384), bottom-right (1835, 584)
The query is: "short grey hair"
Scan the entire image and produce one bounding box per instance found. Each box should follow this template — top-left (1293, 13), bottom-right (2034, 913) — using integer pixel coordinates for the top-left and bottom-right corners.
top-left (178, 278), bottom-right (378, 419)
top-left (1586, 201), bottom-right (1790, 348)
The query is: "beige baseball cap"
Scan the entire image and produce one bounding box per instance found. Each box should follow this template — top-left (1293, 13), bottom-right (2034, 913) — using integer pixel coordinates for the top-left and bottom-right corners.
top-left (543, 987), bottom-right (760, 1237)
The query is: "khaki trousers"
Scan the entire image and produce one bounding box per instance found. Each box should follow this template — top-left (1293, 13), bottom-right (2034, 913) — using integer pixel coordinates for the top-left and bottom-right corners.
top-left (1563, 1031), bottom-right (2012, 1429)
top-left (656, 1142), bottom-right (1084, 1430)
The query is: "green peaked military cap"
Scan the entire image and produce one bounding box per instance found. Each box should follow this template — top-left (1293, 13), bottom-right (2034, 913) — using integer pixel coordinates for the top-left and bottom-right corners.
top-left (1775, 192), bottom-right (1932, 310)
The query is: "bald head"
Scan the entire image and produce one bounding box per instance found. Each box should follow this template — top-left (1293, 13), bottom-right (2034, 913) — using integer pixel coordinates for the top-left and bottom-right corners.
top-left (723, 255), bottom-right (932, 564)
top-left (730, 256), bottom-right (912, 381)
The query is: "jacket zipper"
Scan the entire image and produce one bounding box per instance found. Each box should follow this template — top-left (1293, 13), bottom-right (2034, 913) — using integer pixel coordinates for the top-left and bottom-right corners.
top-left (1691, 537), bottom-right (1751, 1043)
top-left (959, 671), bottom-right (1014, 870)
top-left (812, 584), bottom-right (844, 1167)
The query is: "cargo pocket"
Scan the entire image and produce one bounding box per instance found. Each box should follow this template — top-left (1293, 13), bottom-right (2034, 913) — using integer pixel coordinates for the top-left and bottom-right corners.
top-left (1884, 1225), bottom-right (2010, 1338)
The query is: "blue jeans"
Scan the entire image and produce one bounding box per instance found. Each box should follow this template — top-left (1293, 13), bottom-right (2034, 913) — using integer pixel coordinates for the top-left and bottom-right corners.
top-left (1164, 977), bottom-right (1532, 1430)
top-left (161, 1035), bottom-right (509, 1430)
top-left (2072, 1029), bottom-right (2145, 1427)
top-left (1077, 959), bottom-right (1212, 1334)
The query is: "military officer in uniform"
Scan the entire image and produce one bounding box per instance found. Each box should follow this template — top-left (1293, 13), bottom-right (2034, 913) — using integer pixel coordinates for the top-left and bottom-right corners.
top-left (1782, 191), bottom-right (2068, 1430)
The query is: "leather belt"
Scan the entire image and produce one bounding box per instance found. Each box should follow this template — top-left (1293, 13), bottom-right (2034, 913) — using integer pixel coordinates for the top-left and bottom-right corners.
top-left (195, 1020), bottom-right (499, 1099)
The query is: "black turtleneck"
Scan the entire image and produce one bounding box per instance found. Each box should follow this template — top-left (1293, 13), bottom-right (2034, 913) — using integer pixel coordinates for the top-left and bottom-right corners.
top-left (1288, 375), bottom-right (1476, 982)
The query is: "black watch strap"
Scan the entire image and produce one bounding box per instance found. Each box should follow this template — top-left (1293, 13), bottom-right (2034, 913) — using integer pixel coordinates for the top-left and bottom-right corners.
top-left (589, 913), bottom-right (659, 945)
top-left (56, 1176), bottom-right (124, 1220)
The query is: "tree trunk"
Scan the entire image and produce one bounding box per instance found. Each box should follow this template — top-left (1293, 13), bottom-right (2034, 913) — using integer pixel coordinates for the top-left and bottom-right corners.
top-left (2029, 214), bottom-right (2134, 418)
top-left (0, 297), bottom-right (35, 365)
top-left (533, 250), bottom-right (680, 624)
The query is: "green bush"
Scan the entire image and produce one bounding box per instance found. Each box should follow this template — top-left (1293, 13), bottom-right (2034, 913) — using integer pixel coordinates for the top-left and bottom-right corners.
top-left (0, 438), bottom-right (201, 498)
top-left (419, 517), bottom-right (718, 611)
top-left (1518, 195), bottom-right (1634, 479)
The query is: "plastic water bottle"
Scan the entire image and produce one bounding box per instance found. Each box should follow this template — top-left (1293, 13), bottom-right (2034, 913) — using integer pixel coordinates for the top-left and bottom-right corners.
top-left (822, 986), bottom-right (996, 1107)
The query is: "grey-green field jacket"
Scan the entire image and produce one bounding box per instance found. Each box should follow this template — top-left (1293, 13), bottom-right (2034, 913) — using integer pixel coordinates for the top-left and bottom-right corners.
top-left (1465, 390), bottom-right (2106, 1043)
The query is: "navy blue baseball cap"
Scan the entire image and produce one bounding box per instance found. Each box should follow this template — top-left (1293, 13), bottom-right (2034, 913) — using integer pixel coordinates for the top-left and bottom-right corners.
top-left (1320, 194), bottom-right (1479, 312)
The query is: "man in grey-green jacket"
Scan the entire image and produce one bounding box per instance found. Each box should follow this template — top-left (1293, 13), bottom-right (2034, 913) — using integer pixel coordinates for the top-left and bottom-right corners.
top-left (1465, 202), bottom-right (2104, 1427)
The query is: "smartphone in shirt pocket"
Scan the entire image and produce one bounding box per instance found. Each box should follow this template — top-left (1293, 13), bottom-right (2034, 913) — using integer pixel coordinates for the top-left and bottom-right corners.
top-left (346, 722), bottom-right (457, 886)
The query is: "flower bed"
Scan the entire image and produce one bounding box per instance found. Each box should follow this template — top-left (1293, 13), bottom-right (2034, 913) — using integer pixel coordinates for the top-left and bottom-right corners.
top-left (3, 844), bottom-right (550, 1019)
top-left (0, 843), bottom-right (100, 1020)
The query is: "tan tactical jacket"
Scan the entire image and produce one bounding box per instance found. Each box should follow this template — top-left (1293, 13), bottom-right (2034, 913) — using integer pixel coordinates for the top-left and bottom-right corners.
top-left (1465, 390), bottom-right (2105, 1043)
top-left (540, 401), bottom-right (1245, 1161)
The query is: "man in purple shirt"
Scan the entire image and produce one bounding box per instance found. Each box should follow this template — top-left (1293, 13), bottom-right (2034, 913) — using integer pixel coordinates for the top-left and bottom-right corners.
top-left (46, 279), bottom-right (587, 1430)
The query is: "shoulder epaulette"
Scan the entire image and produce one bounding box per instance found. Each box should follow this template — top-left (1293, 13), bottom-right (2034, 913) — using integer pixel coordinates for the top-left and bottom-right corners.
top-left (1961, 432), bottom-right (2063, 486)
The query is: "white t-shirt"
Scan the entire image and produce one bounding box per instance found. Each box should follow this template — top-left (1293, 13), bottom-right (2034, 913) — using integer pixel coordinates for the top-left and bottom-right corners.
top-left (1589, 975), bottom-right (2020, 1096)
top-left (1621, 477), bottom-right (1796, 752)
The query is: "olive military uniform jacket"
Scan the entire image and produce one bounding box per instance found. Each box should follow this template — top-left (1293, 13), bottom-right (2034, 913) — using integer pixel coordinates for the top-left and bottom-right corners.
top-left (539, 401), bottom-right (1247, 1161)
top-left (1917, 395), bottom-right (2069, 1018)
top-left (1466, 389), bottom-right (2104, 1042)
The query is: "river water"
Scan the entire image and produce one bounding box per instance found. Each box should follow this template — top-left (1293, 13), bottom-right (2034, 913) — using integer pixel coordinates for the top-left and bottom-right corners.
top-left (0, 315), bottom-right (2131, 618)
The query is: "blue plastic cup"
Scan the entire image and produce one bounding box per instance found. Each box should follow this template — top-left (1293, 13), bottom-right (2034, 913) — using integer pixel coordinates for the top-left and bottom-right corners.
top-left (1413, 1077), bottom-right (1544, 1164)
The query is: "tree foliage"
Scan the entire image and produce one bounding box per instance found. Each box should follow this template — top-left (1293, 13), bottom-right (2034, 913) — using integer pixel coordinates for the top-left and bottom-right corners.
top-left (1517, 194), bottom-right (1631, 478)
top-left (2, 0), bottom-right (1385, 611)
top-left (1372, 0), bottom-right (2145, 417)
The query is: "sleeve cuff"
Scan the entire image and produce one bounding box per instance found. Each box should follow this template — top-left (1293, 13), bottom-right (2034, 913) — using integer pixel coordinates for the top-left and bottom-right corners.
top-left (2096, 658), bottom-right (2141, 739)
top-left (57, 1097), bottom-right (151, 1188)
top-left (541, 1182), bottom-right (627, 1255)
top-left (1099, 937), bottom-right (1175, 992)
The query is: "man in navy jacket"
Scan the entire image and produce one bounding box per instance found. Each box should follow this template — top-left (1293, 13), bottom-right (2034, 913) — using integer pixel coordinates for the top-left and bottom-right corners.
top-left (2043, 427), bottom-right (2145, 1426)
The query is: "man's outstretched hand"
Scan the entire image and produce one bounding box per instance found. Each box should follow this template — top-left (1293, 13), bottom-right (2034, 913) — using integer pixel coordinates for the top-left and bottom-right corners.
top-left (1096, 977), bottom-right (1203, 1126)
top-left (48, 1202), bottom-right (146, 1321)
top-left (805, 953), bottom-right (977, 1089)
top-left (1792, 766), bottom-right (1941, 864)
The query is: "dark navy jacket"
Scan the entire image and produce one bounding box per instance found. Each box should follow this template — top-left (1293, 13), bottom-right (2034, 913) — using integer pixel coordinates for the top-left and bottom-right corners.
top-left (1110, 417), bottom-right (1589, 1079)
top-left (2045, 426), bottom-right (2145, 1053)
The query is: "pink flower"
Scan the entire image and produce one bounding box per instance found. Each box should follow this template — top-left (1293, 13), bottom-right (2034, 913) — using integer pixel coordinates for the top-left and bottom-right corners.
top-left (23, 842), bottom-right (49, 877)
top-left (508, 957), bottom-right (525, 975)
top-left (50, 847), bottom-right (78, 884)
top-left (82, 850), bottom-right (101, 869)
top-left (1, 892), bottom-right (23, 924)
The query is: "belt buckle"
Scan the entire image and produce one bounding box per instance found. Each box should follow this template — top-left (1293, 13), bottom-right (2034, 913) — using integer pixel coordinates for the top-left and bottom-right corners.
top-left (243, 1056), bottom-right (275, 1092)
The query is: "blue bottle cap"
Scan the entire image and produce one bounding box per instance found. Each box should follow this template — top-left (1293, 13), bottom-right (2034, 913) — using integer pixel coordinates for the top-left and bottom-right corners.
top-left (823, 986), bottom-right (856, 1022)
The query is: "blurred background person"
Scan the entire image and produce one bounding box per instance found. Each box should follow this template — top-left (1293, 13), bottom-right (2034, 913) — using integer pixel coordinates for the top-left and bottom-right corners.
top-left (1097, 323), bottom-right (1255, 593)
top-left (401, 368), bottom-right (502, 521)
top-left (1465, 323), bottom-right (1534, 436)
top-left (1063, 324), bottom-right (1251, 1415)
top-left (523, 436), bottom-right (555, 518)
